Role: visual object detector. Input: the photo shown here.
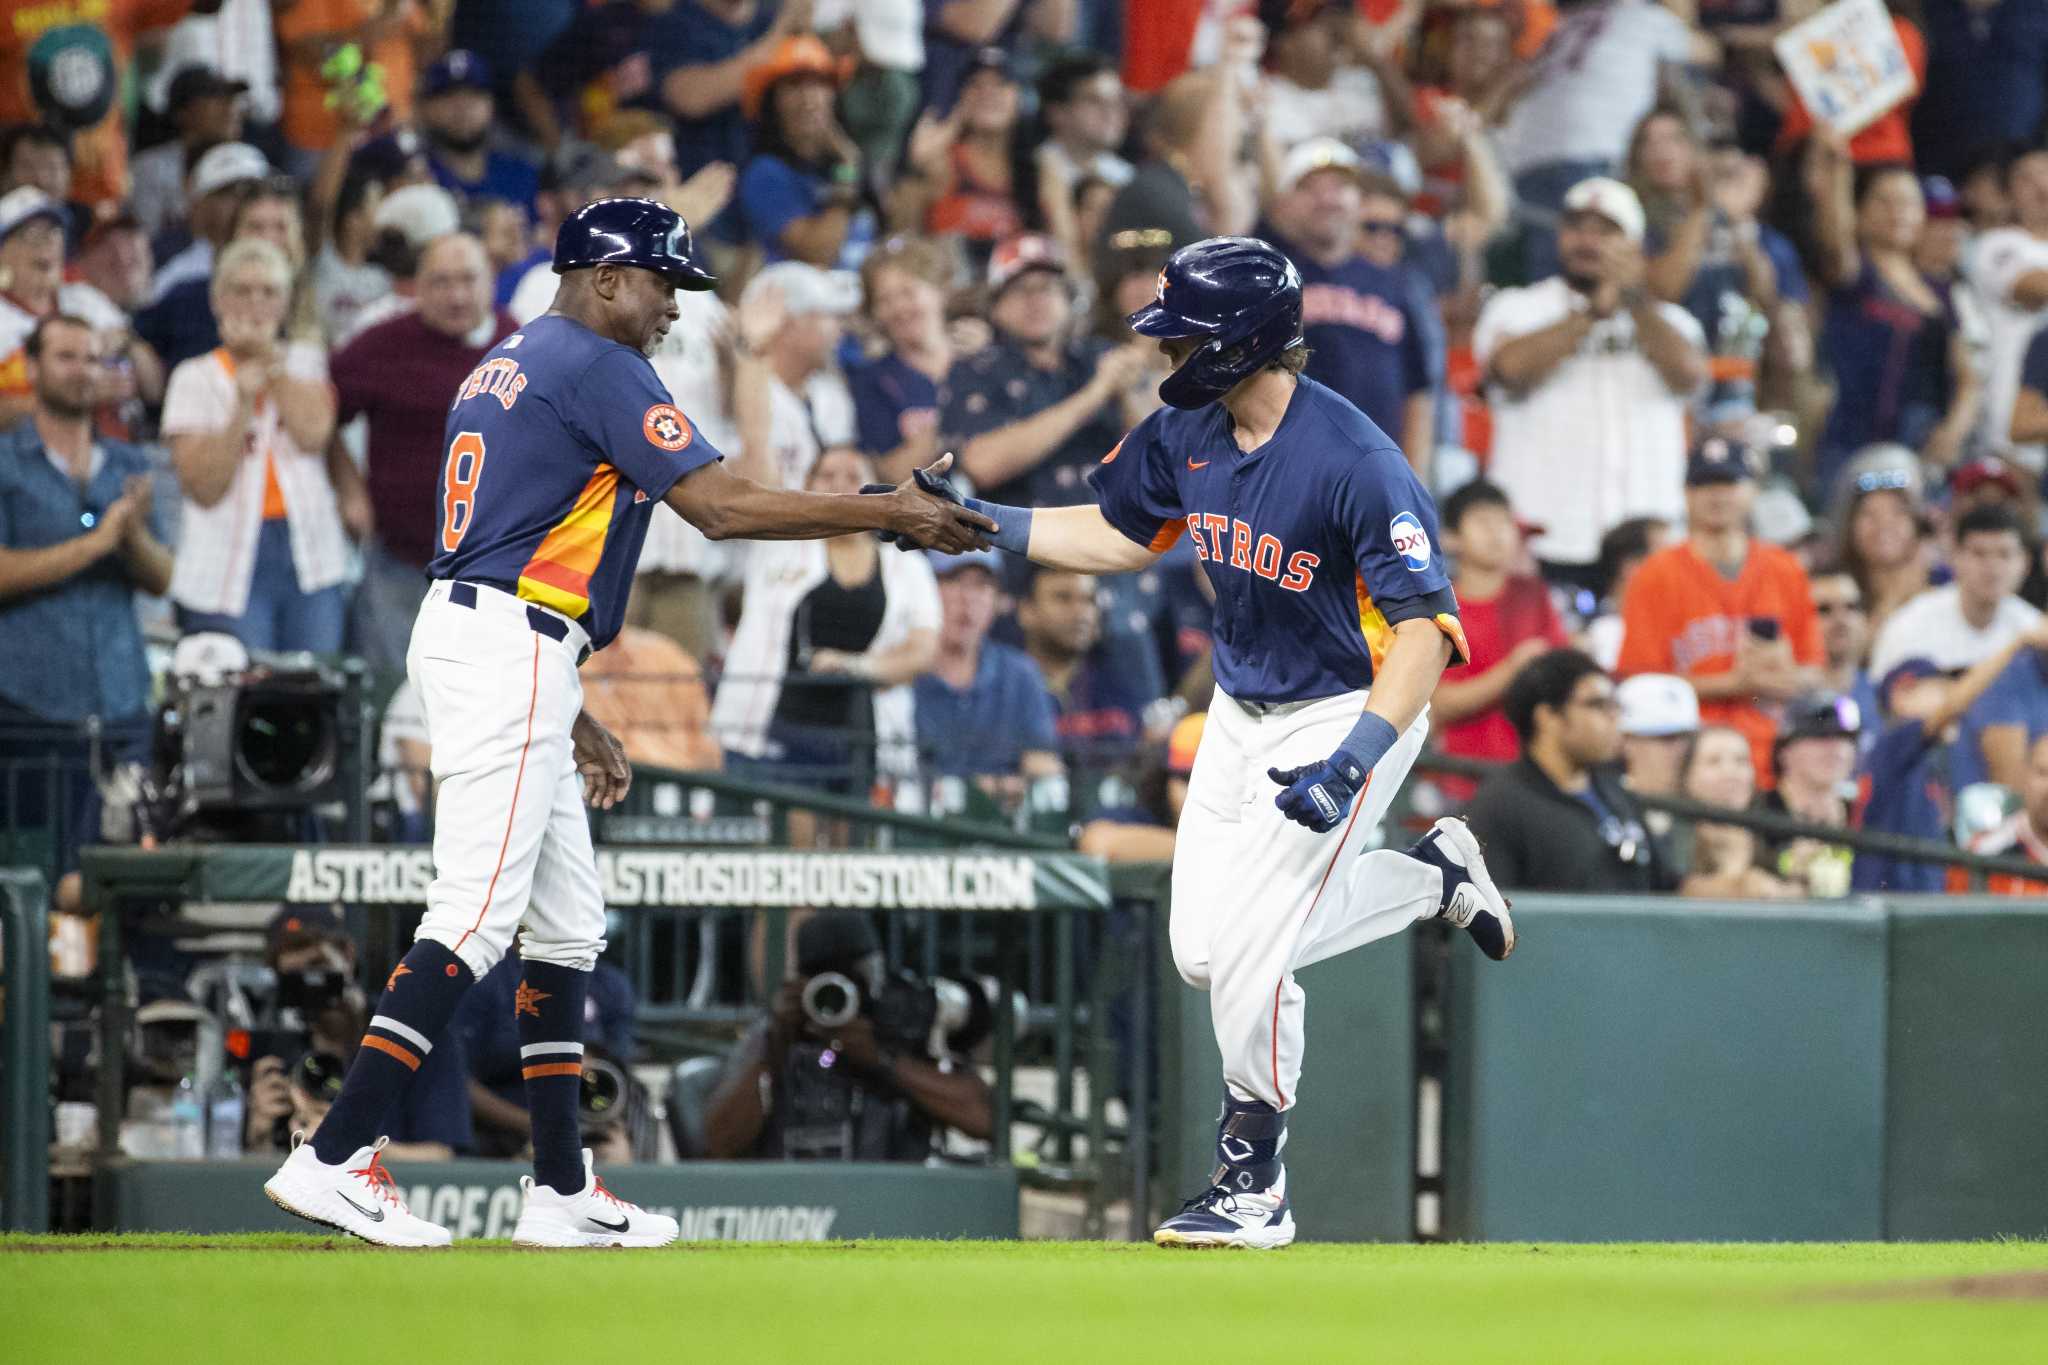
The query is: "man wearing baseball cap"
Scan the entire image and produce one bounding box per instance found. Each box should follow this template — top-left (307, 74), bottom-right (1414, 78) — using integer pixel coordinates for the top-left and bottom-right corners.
top-left (942, 233), bottom-right (1146, 509)
top-left (0, 187), bottom-right (135, 425)
top-left (1266, 137), bottom-right (1436, 470)
top-left (148, 140), bottom-right (272, 300)
top-left (1476, 175), bottom-right (1707, 594)
top-left (129, 65), bottom-right (249, 237)
top-left (1615, 673), bottom-right (1699, 811)
top-left (731, 260), bottom-right (863, 489)
top-left (418, 50), bottom-right (539, 219)
top-left (913, 547), bottom-right (1063, 787)
top-left (940, 232), bottom-right (1168, 717)
top-left (1617, 435), bottom-right (1824, 785)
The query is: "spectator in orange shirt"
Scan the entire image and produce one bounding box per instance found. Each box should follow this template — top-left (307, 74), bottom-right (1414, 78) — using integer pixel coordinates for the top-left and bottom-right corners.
top-left (1617, 436), bottom-right (1823, 783)
top-left (576, 626), bottom-right (723, 775)
top-left (0, 0), bottom-right (200, 204)
top-left (275, 0), bottom-right (437, 157)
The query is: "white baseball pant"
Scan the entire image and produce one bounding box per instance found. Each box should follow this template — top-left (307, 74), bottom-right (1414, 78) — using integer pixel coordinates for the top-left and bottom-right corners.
top-left (407, 580), bottom-right (607, 978)
top-left (1170, 688), bottom-right (1441, 1110)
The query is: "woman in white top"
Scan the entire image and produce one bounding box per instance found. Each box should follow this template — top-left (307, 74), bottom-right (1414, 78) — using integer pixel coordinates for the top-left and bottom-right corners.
top-left (161, 236), bottom-right (350, 651)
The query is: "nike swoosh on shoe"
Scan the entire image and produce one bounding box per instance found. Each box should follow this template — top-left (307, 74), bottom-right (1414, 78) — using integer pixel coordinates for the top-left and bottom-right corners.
top-left (338, 1191), bottom-right (386, 1223)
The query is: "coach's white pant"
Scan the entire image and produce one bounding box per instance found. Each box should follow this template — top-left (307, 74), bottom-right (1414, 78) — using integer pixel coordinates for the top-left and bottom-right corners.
top-left (407, 581), bottom-right (606, 977)
top-left (1171, 688), bottom-right (1440, 1111)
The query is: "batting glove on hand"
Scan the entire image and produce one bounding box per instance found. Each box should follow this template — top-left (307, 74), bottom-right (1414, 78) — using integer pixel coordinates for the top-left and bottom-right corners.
top-left (862, 465), bottom-right (965, 550)
top-left (1267, 754), bottom-right (1370, 834)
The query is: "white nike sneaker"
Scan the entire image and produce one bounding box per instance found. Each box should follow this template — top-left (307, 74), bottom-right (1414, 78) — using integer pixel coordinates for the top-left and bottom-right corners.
top-left (1415, 816), bottom-right (1516, 960)
top-left (264, 1134), bottom-right (452, 1247)
top-left (511, 1149), bottom-right (679, 1248)
top-left (1153, 1168), bottom-right (1296, 1250)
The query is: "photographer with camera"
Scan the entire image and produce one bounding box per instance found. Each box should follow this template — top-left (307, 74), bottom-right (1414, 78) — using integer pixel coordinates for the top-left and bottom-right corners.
top-left (242, 906), bottom-right (468, 1160)
top-left (702, 911), bottom-right (994, 1161)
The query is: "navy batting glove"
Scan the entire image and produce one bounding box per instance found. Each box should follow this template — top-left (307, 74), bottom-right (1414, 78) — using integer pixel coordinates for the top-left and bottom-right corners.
top-left (861, 468), bottom-right (964, 550)
top-left (1267, 755), bottom-right (1369, 834)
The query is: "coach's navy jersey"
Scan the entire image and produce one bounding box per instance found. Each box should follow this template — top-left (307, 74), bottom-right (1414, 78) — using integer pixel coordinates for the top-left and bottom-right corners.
top-left (1088, 377), bottom-right (1466, 704)
top-left (427, 314), bottom-right (721, 651)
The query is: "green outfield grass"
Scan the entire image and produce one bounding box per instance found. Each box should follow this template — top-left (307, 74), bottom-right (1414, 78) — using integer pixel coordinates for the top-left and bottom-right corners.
top-left (4, 1237), bottom-right (2047, 1364)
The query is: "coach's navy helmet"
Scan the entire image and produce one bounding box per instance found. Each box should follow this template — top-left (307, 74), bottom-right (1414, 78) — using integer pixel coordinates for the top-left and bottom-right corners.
top-left (1126, 236), bottom-right (1304, 410)
top-left (553, 196), bottom-right (717, 292)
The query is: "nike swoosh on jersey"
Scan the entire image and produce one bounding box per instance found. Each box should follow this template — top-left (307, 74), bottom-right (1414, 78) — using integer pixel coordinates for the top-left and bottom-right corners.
top-left (337, 1191), bottom-right (386, 1223)
top-left (1187, 458), bottom-right (1210, 470)
top-left (588, 1213), bottom-right (631, 1233)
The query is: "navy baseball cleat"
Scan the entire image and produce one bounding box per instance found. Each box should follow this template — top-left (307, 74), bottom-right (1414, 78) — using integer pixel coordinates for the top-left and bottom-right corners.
top-left (1156, 1096), bottom-right (1295, 1249)
top-left (1154, 1170), bottom-right (1296, 1250)
top-left (1410, 817), bottom-right (1515, 960)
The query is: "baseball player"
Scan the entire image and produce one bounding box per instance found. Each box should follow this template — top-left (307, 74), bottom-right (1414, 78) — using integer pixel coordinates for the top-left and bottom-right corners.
top-left (949, 237), bottom-right (1515, 1248)
top-left (264, 198), bottom-right (991, 1248)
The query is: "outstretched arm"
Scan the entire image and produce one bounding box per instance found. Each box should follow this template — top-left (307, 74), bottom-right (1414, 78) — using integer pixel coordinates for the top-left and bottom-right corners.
top-left (1020, 503), bottom-right (1166, 573)
top-left (667, 453), bottom-right (994, 549)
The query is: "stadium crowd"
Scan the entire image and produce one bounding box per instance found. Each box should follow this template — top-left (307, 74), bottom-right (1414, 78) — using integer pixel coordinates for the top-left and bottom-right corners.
top-left (11, 0), bottom-right (2048, 1159)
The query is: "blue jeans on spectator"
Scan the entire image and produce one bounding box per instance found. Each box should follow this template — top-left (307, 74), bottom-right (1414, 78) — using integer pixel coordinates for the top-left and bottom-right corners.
top-left (176, 518), bottom-right (347, 653)
top-left (347, 537), bottom-right (429, 676)
top-left (1511, 158), bottom-right (1617, 283)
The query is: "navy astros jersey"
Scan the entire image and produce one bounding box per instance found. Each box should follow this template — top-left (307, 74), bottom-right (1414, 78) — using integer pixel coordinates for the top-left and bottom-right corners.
top-left (1088, 376), bottom-right (1467, 704)
top-left (428, 314), bottom-right (722, 650)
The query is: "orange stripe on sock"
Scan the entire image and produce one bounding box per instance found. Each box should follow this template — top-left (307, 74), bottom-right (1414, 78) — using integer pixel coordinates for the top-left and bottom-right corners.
top-left (522, 1062), bottom-right (583, 1079)
top-left (361, 1033), bottom-right (422, 1071)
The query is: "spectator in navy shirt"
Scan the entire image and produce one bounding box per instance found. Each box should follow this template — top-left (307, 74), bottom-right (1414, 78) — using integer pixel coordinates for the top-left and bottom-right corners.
top-left (1911, 0), bottom-right (2048, 184)
top-left (1267, 137), bottom-right (1436, 474)
top-left (913, 549), bottom-right (1061, 786)
top-left (1852, 640), bottom-right (2040, 892)
top-left (944, 233), bottom-right (1148, 509)
top-left (417, 51), bottom-right (540, 221)
top-left (654, 0), bottom-right (797, 185)
top-left (849, 234), bottom-right (957, 481)
top-left (1017, 564), bottom-right (1158, 761)
top-left (923, 0), bottom-right (1074, 114)
top-left (738, 33), bottom-right (878, 270)
top-left (1807, 133), bottom-right (1980, 497)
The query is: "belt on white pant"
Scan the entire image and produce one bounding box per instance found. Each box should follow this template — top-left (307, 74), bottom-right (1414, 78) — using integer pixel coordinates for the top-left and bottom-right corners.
top-left (442, 579), bottom-right (591, 664)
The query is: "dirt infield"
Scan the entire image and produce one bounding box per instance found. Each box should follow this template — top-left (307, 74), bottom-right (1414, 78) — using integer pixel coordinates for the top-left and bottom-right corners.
top-left (1811, 1270), bottom-right (2048, 1302)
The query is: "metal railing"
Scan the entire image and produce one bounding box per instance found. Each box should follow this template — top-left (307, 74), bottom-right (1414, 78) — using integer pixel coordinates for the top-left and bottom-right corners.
top-left (1408, 751), bottom-right (2048, 891)
top-left (1, 870), bottom-right (50, 1232)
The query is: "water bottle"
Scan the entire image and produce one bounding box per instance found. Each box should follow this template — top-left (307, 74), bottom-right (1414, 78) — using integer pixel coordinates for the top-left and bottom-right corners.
top-left (206, 1068), bottom-right (246, 1159)
top-left (169, 1074), bottom-right (204, 1160)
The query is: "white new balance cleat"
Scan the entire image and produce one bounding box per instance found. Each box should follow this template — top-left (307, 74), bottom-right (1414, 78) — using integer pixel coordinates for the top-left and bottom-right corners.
top-left (264, 1134), bottom-right (452, 1247)
top-left (1415, 816), bottom-right (1516, 960)
top-left (511, 1149), bottom-right (679, 1248)
top-left (1154, 1169), bottom-right (1296, 1250)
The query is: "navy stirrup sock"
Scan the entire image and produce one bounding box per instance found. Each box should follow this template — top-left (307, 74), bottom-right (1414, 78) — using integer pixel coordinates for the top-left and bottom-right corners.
top-left (310, 940), bottom-right (474, 1165)
top-left (515, 959), bottom-right (591, 1195)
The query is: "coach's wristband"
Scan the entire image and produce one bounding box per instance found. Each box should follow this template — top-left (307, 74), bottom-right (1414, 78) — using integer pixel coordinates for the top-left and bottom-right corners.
top-left (963, 497), bottom-right (1033, 555)
top-left (1333, 712), bottom-right (1400, 786)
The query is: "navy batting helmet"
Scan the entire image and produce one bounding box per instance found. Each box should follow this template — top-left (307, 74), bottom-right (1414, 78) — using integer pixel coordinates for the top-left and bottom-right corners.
top-left (1126, 237), bottom-right (1303, 410)
top-left (553, 196), bottom-right (717, 292)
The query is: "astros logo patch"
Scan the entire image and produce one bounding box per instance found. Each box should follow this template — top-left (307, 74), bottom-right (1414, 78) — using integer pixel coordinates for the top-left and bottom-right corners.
top-left (643, 404), bottom-right (692, 452)
top-left (1390, 512), bottom-right (1431, 572)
